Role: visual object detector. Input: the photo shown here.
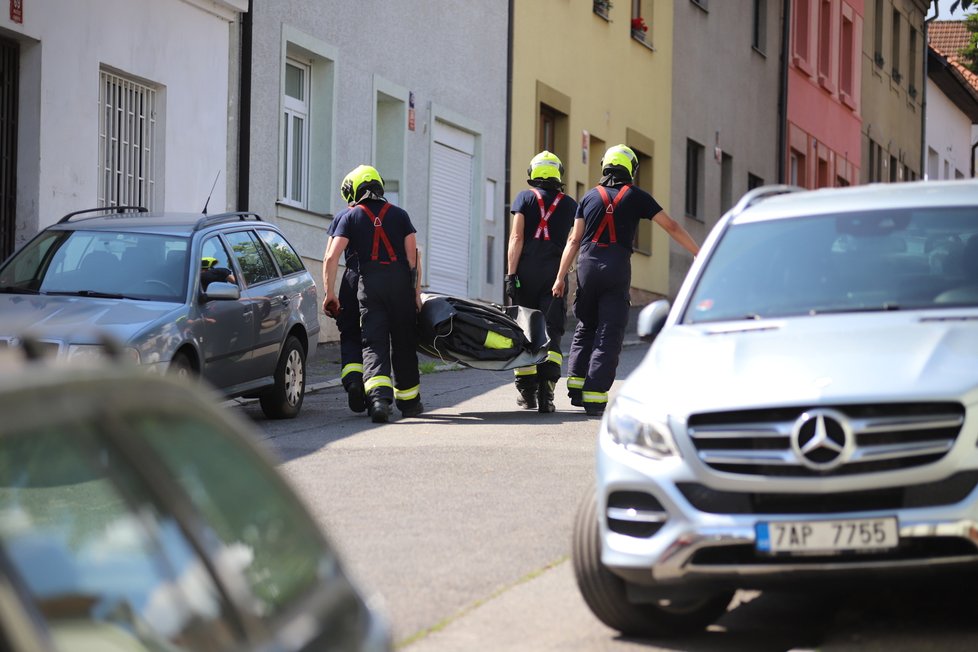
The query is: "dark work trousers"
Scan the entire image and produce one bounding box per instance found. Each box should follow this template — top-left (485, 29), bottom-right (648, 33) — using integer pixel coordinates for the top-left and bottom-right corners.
top-left (336, 266), bottom-right (363, 393)
top-left (358, 261), bottom-right (421, 410)
top-left (515, 267), bottom-right (566, 382)
top-left (568, 243), bottom-right (631, 398)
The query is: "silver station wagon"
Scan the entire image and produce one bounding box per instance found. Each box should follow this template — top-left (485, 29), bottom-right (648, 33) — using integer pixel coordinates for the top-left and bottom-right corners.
top-left (573, 179), bottom-right (978, 636)
top-left (0, 207), bottom-right (320, 419)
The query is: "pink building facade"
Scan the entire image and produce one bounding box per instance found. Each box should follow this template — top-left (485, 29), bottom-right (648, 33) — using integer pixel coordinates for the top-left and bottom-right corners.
top-left (787, 0), bottom-right (864, 188)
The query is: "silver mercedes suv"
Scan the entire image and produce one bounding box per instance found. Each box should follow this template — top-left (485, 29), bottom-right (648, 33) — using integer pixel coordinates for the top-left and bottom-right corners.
top-left (573, 179), bottom-right (978, 636)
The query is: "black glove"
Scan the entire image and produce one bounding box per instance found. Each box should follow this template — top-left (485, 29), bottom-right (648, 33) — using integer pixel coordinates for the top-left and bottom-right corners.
top-left (504, 274), bottom-right (520, 301)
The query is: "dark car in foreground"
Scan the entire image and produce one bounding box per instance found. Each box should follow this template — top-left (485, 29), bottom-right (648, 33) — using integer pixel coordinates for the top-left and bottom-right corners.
top-left (0, 349), bottom-right (390, 651)
top-left (573, 179), bottom-right (978, 636)
top-left (0, 207), bottom-right (320, 419)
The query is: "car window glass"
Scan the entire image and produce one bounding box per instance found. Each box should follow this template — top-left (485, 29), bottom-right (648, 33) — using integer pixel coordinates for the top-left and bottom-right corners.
top-left (257, 230), bottom-right (305, 276)
top-left (224, 231), bottom-right (278, 287)
top-left (200, 237), bottom-right (237, 291)
top-left (0, 231), bottom-right (63, 291)
top-left (130, 412), bottom-right (335, 618)
top-left (0, 425), bottom-right (239, 651)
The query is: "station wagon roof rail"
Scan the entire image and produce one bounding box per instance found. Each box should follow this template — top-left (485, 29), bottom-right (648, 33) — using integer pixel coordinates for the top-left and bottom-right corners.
top-left (193, 212), bottom-right (264, 231)
top-left (58, 206), bottom-right (149, 223)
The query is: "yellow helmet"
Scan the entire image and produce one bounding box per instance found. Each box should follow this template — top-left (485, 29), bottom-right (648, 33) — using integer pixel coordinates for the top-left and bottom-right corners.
top-left (527, 151), bottom-right (564, 182)
top-left (201, 257), bottom-right (218, 270)
top-left (341, 164), bottom-right (384, 203)
top-left (601, 144), bottom-right (638, 177)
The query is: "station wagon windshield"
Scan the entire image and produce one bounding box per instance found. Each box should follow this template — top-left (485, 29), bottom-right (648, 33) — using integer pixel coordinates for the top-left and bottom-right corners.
top-left (0, 230), bottom-right (191, 303)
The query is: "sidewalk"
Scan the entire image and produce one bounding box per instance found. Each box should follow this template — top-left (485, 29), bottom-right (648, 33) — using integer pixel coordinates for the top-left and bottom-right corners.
top-left (303, 303), bottom-right (649, 394)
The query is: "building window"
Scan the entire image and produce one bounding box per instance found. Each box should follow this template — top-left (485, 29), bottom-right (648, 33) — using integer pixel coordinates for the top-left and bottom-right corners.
top-left (282, 58), bottom-right (309, 207)
top-left (720, 152), bottom-right (733, 215)
top-left (908, 28), bottom-right (918, 98)
top-left (539, 105), bottom-right (557, 153)
top-left (889, 154), bottom-right (898, 182)
top-left (685, 139), bottom-right (704, 219)
top-left (840, 12), bottom-right (855, 103)
top-left (98, 69), bottom-right (159, 210)
top-left (748, 172), bottom-right (764, 190)
top-left (793, 0), bottom-right (813, 74)
top-left (818, 0), bottom-right (831, 83)
top-left (790, 148), bottom-right (806, 188)
top-left (891, 9), bottom-right (902, 83)
top-left (752, 0), bottom-right (767, 53)
top-left (873, 0), bottom-right (884, 67)
top-left (631, 147), bottom-right (653, 254)
top-left (631, 0), bottom-right (652, 44)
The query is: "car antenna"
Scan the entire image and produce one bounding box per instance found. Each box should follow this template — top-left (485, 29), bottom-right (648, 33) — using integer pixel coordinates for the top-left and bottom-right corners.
top-left (201, 171), bottom-right (221, 215)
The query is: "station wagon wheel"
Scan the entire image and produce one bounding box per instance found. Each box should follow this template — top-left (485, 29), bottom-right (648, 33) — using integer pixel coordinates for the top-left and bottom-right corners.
top-left (260, 335), bottom-right (305, 419)
top-left (571, 487), bottom-right (733, 637)
top-left (167, 351), bottom-right (194, 379)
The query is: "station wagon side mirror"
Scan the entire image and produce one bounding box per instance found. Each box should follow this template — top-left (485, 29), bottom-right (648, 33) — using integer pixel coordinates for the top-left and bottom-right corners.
top-left (203, 282), bottom-right (240, 301)
top-left (637, 300), bottom-right (670, 343)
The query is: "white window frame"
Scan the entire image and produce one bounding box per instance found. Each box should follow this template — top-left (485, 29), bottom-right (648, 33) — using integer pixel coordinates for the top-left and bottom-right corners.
top-left (98, 69), bottom-right (159, 210)
top-left (282, 57), bottom-right (310, 208)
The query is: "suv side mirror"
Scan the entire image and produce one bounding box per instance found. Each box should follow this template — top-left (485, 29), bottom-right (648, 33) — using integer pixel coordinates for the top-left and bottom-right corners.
top-left (637, 300), bottom-right (670, 342)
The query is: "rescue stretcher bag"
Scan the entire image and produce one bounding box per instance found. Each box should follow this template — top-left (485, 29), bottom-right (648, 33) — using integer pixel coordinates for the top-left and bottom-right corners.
top-left (417, 292), bottom-right (551, 371)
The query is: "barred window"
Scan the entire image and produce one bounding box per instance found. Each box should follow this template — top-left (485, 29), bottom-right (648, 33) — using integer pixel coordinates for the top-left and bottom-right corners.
top-left (98, 70), bottom-right (158, 210)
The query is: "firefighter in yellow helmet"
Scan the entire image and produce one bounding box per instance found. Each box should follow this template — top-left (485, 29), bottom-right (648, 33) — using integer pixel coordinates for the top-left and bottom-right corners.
top-left (321, 173), bottom-right (365, 413)
top-left (506, 151), bottom-right (578, 412)
top-left (552, 145), bottom-right (699, 416)
top-left (323, 165), bottom-right (423, 422)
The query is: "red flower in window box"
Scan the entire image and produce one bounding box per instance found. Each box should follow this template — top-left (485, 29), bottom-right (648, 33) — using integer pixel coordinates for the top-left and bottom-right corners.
top-left (631, 17), bottom-right (649, 32)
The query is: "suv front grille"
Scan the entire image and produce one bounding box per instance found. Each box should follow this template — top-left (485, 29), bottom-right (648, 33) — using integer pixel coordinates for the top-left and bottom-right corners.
top-left (687, 403), bottom-right (965, 477)
top-left (677, 471), bottom-right (978, 514)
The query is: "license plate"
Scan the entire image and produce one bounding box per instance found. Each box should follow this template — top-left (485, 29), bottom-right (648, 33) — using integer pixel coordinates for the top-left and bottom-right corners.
top-left (755, 517), bottom-right (899, 554)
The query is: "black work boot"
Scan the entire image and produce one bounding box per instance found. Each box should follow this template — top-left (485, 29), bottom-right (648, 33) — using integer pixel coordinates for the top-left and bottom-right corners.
top-left (368, 398), bottom-right (392, 423)
top-left (515, 377), bottom-right (538, 410)
top-left (346, 380), bottom-right (366, 414)
top-left (568, 388), bottom-right (583, 407)
top-left (537, 379), bottom-right (556, 413)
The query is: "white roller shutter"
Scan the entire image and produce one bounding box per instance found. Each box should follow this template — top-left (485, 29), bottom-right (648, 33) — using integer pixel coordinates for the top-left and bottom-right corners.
top-left (428, 132), bottom-right (474, 297)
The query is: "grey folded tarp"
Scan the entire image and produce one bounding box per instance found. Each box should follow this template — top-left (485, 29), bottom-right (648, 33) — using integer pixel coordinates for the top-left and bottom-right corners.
top-left (417, 292), bottom-right (551, 370)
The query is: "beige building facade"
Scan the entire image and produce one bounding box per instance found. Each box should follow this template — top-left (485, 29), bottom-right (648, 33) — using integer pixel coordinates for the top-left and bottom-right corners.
top-left (861, 0), bottom-right (930, 183)
top-left (509, 0), bottom-right (675, 302)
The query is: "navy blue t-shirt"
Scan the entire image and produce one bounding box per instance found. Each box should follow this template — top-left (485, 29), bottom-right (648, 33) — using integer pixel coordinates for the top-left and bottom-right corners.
top-left (576, 183), bottom-right (663, 254)
top-left (510, 187), bottom-right (577, 267)
top-left (333, 199), bottom-right (416, 267)
top-left (328, 207), bottom-right (359, 273)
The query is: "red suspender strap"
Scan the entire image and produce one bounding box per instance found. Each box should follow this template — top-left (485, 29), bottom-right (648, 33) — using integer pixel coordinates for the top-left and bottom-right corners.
top-left (592, 185), bottom-right (630, 246)
top-left (363, 203), bottom-right (396, 263)
top-left (530, 188), bottom-right (564, 241)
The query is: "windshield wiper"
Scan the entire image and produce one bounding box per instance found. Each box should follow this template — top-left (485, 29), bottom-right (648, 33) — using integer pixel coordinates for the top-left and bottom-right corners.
top-left (809, 303), bottom-right (901, 315)
top-left (0, 286), bottom-right (40, 294)
top-left (45, 290), bottom-right (146, 301)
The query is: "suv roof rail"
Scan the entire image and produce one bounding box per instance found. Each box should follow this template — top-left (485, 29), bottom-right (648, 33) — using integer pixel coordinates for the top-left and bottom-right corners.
top-left (58, 206), bottom-right (148, 224)
top-left (728, 184), bottom-right (804, 218)
top-left (193, 212), bottom-right (264, 232)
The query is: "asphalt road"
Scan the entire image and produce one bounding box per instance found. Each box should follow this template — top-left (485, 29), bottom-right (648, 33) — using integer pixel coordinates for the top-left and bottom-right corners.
top-left (238, 345), bottom-right (978, 652)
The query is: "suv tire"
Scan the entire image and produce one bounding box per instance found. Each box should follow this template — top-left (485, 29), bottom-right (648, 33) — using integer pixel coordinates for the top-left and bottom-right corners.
top-left (571, 488), bottom-right (733, 637)
top-left (260, 335), bottom-right (305, 419)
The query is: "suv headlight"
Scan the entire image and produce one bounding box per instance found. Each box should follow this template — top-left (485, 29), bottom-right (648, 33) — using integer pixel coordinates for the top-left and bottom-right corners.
top-left (605, 395), bottom-right (679, 460)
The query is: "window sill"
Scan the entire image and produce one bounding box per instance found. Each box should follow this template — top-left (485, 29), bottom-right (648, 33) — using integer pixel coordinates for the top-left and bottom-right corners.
top-left (751, 45), bottom-right (767, 58)
top-left (631, 32), bottom-right (655, 51)
top-left (275, 201), bottom-right (330, 228)
top-left (839, 90), bottom-right (857, 110)
top-left (593, 7), bottom-right (610, 21)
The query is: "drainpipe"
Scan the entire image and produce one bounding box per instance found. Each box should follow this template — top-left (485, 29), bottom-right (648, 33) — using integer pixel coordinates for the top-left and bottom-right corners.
top-left (777, 0), bottom-right (792, 184)
top-left (922, 1), bottom-right (936, 179)
top-left (236, 0), bottom-right (253, 210)
top-left (972, 138), bottom-right (977, 177)
top-left (503, 0), bottom-right (513, 291)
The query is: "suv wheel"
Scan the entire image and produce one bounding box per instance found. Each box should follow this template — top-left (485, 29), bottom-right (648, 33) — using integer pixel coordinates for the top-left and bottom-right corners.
top-left (571, 488), bottom-right (733, 637)
top-left (168, 351), bottom-right (195, 379)
top-left (260, 335), bottom-right (305, 419)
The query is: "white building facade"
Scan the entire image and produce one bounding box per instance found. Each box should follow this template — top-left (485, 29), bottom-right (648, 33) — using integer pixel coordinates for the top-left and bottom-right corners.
top-left (925, 46), bottom-right (978, 180)
top-left (238, 1), bottom-right (509, 339)
top-left (0, 0), bottom-right (246, 257)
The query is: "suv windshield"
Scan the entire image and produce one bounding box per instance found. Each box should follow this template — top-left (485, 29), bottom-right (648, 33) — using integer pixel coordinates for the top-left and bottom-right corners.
top-left (683, 207), bottom-right (978, 324)
top-left (0, 230), bottom-right (190, 303)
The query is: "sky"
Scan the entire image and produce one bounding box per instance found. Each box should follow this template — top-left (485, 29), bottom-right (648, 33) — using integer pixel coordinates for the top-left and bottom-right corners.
top-left (934, 1), bottom-right (973, 19)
